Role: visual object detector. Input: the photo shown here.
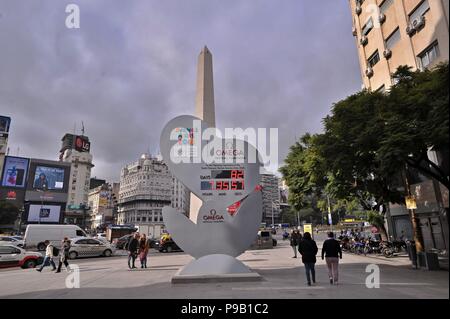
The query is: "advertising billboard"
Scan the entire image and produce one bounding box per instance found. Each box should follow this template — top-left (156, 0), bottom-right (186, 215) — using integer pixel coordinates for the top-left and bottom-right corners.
top-left (99, 190), bottom-right (110, 207)
top-left (32, 165), bottom-right (65, 190)
top-left (26, 203), bottom-right (63, 223)
top-left (1, 156), bottom-right (29, 188)
top-left (74, 135), bottom-right (90, 152)
top-left (0, 187), bottom-right (25, 208)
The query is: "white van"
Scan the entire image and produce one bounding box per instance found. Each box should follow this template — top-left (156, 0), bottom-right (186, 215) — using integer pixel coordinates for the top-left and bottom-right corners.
top-left (24, 225), bottom-right (87, 251)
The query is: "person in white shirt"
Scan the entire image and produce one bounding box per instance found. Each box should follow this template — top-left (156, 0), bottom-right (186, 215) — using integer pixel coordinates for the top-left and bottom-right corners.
top-left (36, 240), bottom-right (56, 272)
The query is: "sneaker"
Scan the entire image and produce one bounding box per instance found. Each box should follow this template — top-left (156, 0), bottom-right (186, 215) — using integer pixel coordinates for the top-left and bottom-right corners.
top-left (292, 256), bottom-right (297, 258)
top-left (307, 282), bottom-right (311, 286)
top-left (36, 269), bottom-right (42, 272)
top-left (55, 270), bottom-right (61, 273)
top-left (330, 278), bottom-right (333, 284)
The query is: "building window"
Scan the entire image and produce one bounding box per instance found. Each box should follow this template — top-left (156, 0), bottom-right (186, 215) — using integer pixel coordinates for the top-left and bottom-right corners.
top-left (379, 0), bottom-right (393, 14)
top-left (362, 18), bottom-right (374, 36)
top-left (367, 50), bottom-right (380, 67)
top-left (418, 41), bottom-right (439, 69)
top-left (385, 28), bottom-right (401, 50)
top-left (409, 0), bottom-right (430, 22)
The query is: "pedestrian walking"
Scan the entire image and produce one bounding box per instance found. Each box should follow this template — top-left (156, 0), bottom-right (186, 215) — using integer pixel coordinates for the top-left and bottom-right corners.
top-left (139, 234), bottom-right (149, 268)
top-left (322, 232), bottom-right (342, 285)
top-left (56, 238), bottom-right (71, 273)
top-left (290, 229), bottom-right (302, 258)
top-left (127, 233), bottom-right (139, 269)
top-left (298, 232), bottom-right (318, 286)
top-left (36, 240), bottom-right (57, 272)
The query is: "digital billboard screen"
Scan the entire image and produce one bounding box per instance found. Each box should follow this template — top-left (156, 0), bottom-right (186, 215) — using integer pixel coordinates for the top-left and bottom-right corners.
top-left (33, 166), bottom-right (65, 190)
top-left (1, 156), bottom-right (29, 188)
top-left (27, 204), bottom-right (62, 223)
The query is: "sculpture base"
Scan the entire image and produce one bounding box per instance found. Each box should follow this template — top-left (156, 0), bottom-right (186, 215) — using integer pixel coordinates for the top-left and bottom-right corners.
top-left (171, 254), bottom-right (263, 284)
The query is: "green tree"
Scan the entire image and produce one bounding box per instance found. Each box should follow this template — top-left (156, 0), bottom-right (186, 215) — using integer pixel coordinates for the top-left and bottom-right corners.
top-left (378, 63), bottom-right (449, 189)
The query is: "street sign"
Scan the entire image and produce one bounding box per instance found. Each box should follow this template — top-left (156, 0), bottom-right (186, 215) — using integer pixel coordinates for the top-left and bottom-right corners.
top-left (405, 196), bottom-right (417, 209)
top-left (303, 223), bottom-right (312, 234)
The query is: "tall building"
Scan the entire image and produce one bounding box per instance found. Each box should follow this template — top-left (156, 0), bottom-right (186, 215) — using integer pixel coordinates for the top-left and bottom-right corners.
top-left (349, 0), bottom-right (449, 255)
top-left (117, 154), bottom-right (189, 238)
top-left (190, 46), bottom-right (217, 222)
top-left (350, 0), bottom-right (449, 91)
top-left (59, 134), bottom-right (94, 210)
top-left (88, 183), bottom-right (116, 231)
top-left (0, 116), bottom-right (11, 177)
top-left (89, 177), bottom-right (106, 190)
top-left (261, 174), bottom-right (281, 226)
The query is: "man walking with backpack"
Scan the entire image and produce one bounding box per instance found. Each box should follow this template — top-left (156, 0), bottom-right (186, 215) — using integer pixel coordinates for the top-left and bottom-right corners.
top-left (36, 240), bottom-right (57, 272)
top-left (322, 232), bottom-right (342, 284)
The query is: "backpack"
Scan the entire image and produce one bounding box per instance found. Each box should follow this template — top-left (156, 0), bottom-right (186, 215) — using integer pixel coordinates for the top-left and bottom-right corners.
top-left (52, 246), bottom-right (60, 256)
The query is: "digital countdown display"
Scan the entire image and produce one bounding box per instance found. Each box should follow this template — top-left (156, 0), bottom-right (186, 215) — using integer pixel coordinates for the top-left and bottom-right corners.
top-left (201, 170), bottom-right (245, 191)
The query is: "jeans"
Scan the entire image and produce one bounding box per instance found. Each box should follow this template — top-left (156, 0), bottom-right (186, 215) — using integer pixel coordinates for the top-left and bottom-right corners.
top-left (128, 252), bottom-right (137, 268)
top-left (325, 257), bottom-right (339, 282)
top-left (140, 256), bottom-right (147, 268)
top-left (38, 256), bottom-right (56, 271)
top-left (57, 255), bottom-right (69, 272)
top-left (292, 246), bottom-right (298, 257)
top-left (304, 262), bottom-right (316, 284)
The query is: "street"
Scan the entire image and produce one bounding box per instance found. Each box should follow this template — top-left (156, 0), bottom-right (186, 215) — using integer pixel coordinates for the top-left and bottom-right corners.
top-left (0, 233), bottom-right (447, 299)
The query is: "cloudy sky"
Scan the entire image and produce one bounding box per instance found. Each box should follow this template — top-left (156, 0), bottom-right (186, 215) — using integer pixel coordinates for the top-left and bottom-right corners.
top-left (0, 0), bottom-right (362, 181)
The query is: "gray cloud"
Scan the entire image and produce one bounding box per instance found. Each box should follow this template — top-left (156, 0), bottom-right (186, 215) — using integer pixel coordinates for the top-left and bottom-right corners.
top-left (0, 0), bottom-right (361, 181)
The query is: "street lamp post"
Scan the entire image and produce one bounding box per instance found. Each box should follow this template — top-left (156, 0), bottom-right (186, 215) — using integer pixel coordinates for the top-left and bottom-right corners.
top-left (327, 194), bottom-right (333, 232)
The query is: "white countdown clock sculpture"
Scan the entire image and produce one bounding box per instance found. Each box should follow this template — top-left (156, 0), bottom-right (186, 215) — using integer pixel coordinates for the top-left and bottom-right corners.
top-left (160, 115), bottom-right (263, 280)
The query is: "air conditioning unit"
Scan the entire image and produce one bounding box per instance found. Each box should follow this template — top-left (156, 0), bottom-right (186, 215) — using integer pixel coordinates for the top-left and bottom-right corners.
top-left (406, 25), bottom-right (416, 37)
top-left (412, 15), bottom-right (426, 30)
top-left (383, 49), bottom-right (392, 59)
top-left (356, 5), bottom-right (362, 15)
top-left (360, 36), bottom-right (368, 46)
top-left (352, 26), bottom-right (358, 36)
top-left (366, 66), bottom-right (374, 78)
top-left (379, 13), bottom-right (386, 24)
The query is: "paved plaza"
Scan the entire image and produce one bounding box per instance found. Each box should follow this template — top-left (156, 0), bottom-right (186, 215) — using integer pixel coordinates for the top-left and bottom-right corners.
top-left (0, 234), bottom-right (448, 299)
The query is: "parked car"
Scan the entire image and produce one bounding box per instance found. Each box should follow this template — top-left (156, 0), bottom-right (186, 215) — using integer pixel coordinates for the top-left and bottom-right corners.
top-left (24, 225), bottom-right (87, 251)
top-left (0, 236), bottom-right (25, 248)
top-left (149, 238), bottom-right (160, 249)
top-left (0, 245), bottom-right (43, 269)
top-left (158, 239), bottom-right (182, 253)
top-left (113, 234), bottom-right (133, 250)
top-left (68, 237), bottom-right (116, 259)
top-left (250, 230), bottom-right (277, 249)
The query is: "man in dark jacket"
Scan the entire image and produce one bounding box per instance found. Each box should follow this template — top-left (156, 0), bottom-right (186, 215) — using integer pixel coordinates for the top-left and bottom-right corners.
top-left (298, 232), bottom-right (318, 286)
top-left (56, 237), bottom-right (71, 273)
top-left (290, 230), bottom-right (302, 258)
top-left (322, 232), bottom-right (342, 284)
top-left (127, 233), bottom-right (139, 269)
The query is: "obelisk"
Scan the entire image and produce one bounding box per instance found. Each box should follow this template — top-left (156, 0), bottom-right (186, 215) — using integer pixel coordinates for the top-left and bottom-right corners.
top-left (190, 46), bottom-right (216, 222)
top-left (195, 46), bottom-right (216, 127)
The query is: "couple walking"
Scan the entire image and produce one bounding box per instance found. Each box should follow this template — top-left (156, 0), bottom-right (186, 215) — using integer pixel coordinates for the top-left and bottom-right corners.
top-left (36, 238), bottom-right (71, 273)
top-left (297, 232), bottom-right (342, 286)
top-left (127, 233), bottom-right (149, 269)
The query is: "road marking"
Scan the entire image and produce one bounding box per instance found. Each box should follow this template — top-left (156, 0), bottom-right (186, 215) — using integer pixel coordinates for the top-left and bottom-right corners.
top-left (232, 286), bottom-right (325, 290)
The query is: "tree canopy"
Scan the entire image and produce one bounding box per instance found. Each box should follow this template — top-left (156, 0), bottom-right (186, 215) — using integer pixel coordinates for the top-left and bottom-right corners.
top-left (281, 63), bottom-right (449, 216)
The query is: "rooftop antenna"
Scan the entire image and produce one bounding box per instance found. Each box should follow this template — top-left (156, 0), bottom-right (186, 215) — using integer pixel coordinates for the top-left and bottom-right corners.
top-left (81, 121), bottom-right (85, 136)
